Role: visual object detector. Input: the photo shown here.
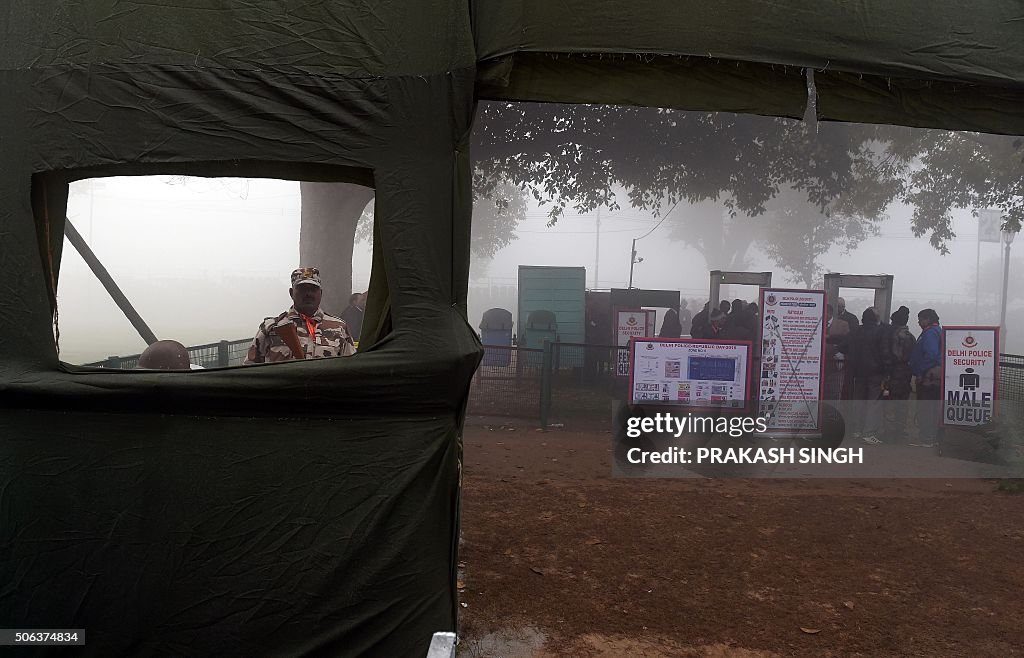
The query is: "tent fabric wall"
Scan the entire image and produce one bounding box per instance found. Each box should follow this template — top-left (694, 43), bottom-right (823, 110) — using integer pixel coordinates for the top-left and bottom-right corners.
top-left (2, 2), bottom-right (478, 656)
top-left (473, 0), bottom-right (1024, 134)
top-left (1, 410), bottom-right (460, 657)
top-left (2, 0), bottom-right (1023, 656)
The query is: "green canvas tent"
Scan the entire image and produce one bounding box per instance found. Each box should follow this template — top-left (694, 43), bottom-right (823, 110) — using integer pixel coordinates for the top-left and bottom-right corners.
top-left (1, 1), bottom-right (1022, 656)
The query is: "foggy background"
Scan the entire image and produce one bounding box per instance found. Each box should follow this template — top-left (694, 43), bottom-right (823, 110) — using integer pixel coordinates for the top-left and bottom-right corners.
top-left (56, 110), bottom-right (1023, 364)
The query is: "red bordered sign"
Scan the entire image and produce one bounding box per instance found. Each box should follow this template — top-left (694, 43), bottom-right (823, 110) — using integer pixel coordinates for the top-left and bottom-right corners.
top-left (757, 287), bottom-right (827, 434)
top-left (941, 326), bottom-right (999, 427)
top-left (628, 336), bottom-right (752, 411)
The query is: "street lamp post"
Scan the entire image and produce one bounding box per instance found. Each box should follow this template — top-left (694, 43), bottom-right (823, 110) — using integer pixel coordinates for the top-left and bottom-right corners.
top-left (628, 200), bottom-right (680, 289)
top-left (628, 238), bottom-right (644, 288)
top-left (1000, 228), bottom-right (1016, 348)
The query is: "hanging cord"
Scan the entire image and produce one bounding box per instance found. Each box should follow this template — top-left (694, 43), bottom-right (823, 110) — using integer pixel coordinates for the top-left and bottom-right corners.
top-left (803, 68), bottom-right (819, 134)
top-left (635, 198), bottom-right (682, 241)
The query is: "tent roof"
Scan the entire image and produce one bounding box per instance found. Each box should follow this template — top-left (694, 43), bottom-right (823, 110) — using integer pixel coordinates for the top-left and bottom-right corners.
top-left (473, 0), bottom-right (1024, 133)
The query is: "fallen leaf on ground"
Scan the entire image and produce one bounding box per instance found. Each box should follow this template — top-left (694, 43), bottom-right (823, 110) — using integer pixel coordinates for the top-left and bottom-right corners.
top-left (457, 580), bottom-right (465, 589)
top-left (585, 538), bottom-right (603, 545)
top-left (800, 628), bottom-right (821, 634)
top-left (530, 566), bottom-right (545, 575)
top-left (843, 601), bottom-right (855, 610)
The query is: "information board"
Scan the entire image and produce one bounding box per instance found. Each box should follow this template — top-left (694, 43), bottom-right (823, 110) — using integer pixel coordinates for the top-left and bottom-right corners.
top-left (615, 308), bottom-right (656, 376)
top-left (629, 338), bottom-right (750, 408)
top-left (757, 288), bottom-right (826, 433)
top-left (942, 326), bottom-right (999, 427)
top-left (615, 308), bottom-right (656, 347)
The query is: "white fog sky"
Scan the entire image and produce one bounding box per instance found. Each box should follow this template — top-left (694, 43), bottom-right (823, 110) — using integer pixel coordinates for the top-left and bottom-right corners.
top-left (60, 176), bottom-right (375, 363)
top-left (58, 170), bottom-right (1020, 364)
top-left (477, 199), bottom-right (1015, 312)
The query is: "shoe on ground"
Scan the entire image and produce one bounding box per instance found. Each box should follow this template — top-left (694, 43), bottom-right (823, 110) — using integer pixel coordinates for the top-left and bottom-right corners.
top-left (861, 435), bottom-right (883, 445)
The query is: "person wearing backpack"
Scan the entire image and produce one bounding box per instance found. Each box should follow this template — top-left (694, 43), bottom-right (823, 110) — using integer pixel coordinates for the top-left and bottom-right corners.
top-left (849, 308), bottom-right (893, 444)
top-left (886, 306), bottom-right (917, 397)
top-left (883, 306), bottom-right (917, 441)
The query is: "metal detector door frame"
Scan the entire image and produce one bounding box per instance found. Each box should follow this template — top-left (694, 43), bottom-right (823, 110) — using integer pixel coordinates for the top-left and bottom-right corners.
top-left (709, 270), bottom-right (773, 311)
top-left (823, 273), bottom-right (895, 323)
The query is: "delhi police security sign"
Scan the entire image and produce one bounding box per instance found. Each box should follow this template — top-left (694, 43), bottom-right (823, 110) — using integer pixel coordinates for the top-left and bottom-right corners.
top-left (942, 326), bottom-right (999, 427)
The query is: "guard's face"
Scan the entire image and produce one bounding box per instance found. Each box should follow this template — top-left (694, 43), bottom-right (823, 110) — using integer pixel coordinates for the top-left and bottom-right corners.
top-left (291, 283), bottom-right (322, 316)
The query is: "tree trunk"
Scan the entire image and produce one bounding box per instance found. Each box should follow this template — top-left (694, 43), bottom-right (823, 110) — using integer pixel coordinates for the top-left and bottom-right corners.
top-left (299, 182), bottom-right (375, 315)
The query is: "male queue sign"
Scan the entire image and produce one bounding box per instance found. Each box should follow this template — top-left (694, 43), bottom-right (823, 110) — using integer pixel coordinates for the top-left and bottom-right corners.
top-left (941, 326), bottom-right (999, 427)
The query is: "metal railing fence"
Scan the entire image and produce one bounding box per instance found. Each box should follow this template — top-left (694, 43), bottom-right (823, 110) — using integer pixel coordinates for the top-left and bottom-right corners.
top-left (79, 341), bottom-right (1024, 426)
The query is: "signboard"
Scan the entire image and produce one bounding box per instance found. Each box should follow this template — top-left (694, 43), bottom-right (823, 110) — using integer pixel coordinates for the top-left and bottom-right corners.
top-left (942, 326), bottom-right (999, 427)
top-left (615, 308), bottom-right (656, 376)
top-left (615, 308), bottom-right (656, 347)
top-left (978, 209), bottom-right (1003, 243)
top-left (628, 338), bottom-right (751, 408)
top-left (757, 288), bottom-right (826, 433)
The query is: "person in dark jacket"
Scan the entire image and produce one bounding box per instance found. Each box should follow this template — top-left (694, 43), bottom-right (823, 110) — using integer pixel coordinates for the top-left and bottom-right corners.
top-left (837, 297), bottom-right (860, 330)
top-left (886, 306), bottom-right (916, 399)
top-left (700, 309), bottom-right (727, 340)
top-left (690, 302), bottom-right (711, 338)
top-left (659, 306), bottom-right (682, 338)
top-left (883, 306), bottom-right (917, 441)
top-left (849, 308), bottom-right (891, 443)
top-left (909, 308), bottom-right (942, 445)
top-left (678, 299), bottom-right (692, 336)
top-left (721, 303), bottom-right (755, 342)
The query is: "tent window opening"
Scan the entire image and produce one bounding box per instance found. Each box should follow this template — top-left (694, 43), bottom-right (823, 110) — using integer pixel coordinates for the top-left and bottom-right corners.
top-left (46, 175), bottom-right (376, 369)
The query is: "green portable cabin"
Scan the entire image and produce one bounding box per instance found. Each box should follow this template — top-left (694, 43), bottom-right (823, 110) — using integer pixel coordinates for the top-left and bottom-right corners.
top-left (517, 265), bottom-right (586, 346)
top-left (2, 1), bottom-right (1022, 655)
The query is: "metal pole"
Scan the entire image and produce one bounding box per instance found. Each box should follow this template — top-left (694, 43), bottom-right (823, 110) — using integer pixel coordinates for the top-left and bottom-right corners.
top-left (1000, 240), bottom-right (1012, 339)
top-left (594, 206), bottom-right (601, 288)
top-left (64, 217), bottom-right (159, 346)
top-left (540, 339), bottom-right (552, 427)
top-left (974, 229), bottom-right (981, 323)
top-left (999, 232), bottom-right (1005, 320)
top-left (628, 238), bottom-right (636, 289)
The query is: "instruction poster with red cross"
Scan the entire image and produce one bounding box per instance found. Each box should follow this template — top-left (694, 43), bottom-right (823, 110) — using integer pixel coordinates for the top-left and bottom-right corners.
top-left (757, 288), bottom-right (826, 433)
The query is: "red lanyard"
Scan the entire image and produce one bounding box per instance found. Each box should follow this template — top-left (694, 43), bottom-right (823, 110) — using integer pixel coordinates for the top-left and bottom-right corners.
top-left (301, 315), bottom-right (317, 346)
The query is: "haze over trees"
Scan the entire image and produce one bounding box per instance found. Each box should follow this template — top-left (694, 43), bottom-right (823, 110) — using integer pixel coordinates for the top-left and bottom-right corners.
top-left (301, 102), bottom-right (1023, 305)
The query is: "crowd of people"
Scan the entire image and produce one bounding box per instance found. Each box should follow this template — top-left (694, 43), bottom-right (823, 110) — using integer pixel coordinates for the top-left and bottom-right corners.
top-left (656, 294), bottom-right (945, 446)
top-left (826, 299), bottom-right (943, 446)
top-left (659, 298), bottom-right (761, 342)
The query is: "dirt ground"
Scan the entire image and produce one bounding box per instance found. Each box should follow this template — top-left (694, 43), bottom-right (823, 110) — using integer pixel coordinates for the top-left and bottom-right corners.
top-left (457, 419), bottom-right (1024, 657)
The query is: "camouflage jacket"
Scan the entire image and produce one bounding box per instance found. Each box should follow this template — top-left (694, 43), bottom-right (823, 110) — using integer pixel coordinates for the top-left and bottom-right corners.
top-left (244, 307), bottom-right (356, 364)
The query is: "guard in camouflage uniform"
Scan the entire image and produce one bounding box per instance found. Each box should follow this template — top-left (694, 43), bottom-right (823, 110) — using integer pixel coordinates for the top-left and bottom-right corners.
top-left (244, 267), bottom-right (356, 364)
